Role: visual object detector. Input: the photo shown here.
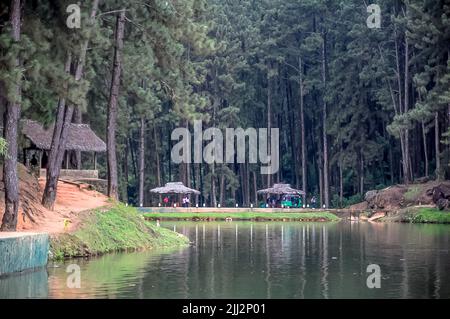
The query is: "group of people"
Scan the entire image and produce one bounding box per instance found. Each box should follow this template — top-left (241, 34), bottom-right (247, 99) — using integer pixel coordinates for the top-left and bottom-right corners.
top-left (264, 195), bottom-right (318, 208)
top-left (162, 195), bottom-right (191, 207)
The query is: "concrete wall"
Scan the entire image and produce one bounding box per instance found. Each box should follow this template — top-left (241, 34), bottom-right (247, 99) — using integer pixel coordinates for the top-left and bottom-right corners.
top-left (0, 233), bottom-right (49, 277)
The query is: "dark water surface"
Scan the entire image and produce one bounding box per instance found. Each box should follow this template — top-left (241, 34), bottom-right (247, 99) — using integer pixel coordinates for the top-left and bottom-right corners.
top-left (1, 221), bottom-right (449, 298)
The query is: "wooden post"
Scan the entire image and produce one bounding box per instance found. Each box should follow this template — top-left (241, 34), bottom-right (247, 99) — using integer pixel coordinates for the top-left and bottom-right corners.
top-left (65, 151), bottom-right (69, 169)
top-left (93, 152), bottom-right (97, 170)
top-left (38, 151), bottom-right (42, 168)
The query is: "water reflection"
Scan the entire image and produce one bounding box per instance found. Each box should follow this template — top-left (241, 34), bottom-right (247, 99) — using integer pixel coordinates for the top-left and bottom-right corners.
top-left (0, 222), bottom-right (449, 298)
top-left (0, 267), bottom-right (48, 299)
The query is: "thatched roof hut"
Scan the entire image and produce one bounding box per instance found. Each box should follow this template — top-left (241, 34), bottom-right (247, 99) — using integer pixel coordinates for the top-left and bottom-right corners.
top-left (150, 182), bottom-right (200, 195)
top-left (21, 119), bottom-right (106, 152)
top-left (257, 183), bottom-right (305, 196)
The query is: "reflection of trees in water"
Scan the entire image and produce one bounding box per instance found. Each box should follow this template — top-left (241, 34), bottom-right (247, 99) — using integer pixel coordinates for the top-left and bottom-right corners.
top-left (34, 222), bottom-right (450, 299)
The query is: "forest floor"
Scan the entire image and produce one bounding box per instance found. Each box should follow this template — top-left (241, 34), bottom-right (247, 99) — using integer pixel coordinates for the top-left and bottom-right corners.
top-left (350, 180), bottom-right (450, 224)
top-left (350, 180), bottom-right (450, 211)
top-left (0, 164), bottom-right (109, 234)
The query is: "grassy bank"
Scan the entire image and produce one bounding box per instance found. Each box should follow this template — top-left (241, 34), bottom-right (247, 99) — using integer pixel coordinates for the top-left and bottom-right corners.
top-left (381, 207), bottom-right (450, 224)
top-left (143, 211), bottom-right (340, 222)
top-left (50, 204), bottom-right (189, 260)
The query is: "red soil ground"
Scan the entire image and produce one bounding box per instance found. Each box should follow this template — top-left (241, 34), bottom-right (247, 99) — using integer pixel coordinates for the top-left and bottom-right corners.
top-left (0, 164), bottom-right (108, 234)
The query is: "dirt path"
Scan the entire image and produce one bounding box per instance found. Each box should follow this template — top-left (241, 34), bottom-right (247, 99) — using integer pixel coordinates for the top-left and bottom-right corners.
top-left (35, 178), bottom-right (109, 234)
top-left (0, 164), bottom-right (109, 234)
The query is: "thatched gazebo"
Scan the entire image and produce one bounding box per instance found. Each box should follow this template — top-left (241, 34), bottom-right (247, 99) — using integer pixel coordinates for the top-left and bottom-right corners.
top-left (150, 182), bottom-right (200, 195)
top-left (257, 183), bottom-right (305, 196)
top-left (21, 119), bottom-right (106, 177)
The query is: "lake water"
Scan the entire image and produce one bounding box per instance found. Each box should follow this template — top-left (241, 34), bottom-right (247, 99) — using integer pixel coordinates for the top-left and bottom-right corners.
top-left (1, 221), bottom-right (449, 299)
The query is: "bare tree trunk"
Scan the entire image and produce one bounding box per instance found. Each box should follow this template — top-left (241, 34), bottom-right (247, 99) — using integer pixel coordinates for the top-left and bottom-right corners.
top-left (321, 33), bottom-right (329, 208)
top-left (106, 10), bottom-right (125, 200)
top-left (43, 105), bottom-right (74, 209)
top-left (339, 161), bottom-right (343, 208)
top-left (267, 67), bottom-right (272, 188)
top-left (185, 121), bottom-right (190, 188)
top-left (219, 173), bottom-right (224, 206)
top-left (359, 154), bottom-right (364, 196)
top-left (435, 112), bottom-right (441, 179)
top-left (123, 140), bottom-right (129, 203)
top-left (253, 171), bottom-right (257, 206)
top-left (154, 125), bottom-right (162, 203)
top-left (394, 27), bottom-right (410, 184)
top-left (245, 162), bottom-right (250, 207)
top-left (403, 31), bottom-right (411, 183)
top-left (298, 57), bottom-right (307, 202)
top-left (319, 162), bottom-right (323, 207)
top-left (1, 0), bottom-right (21, 231)
top-left (138, 117), bottom-right (145, 207)
top-left (211, 164), bottom-right (217, 207)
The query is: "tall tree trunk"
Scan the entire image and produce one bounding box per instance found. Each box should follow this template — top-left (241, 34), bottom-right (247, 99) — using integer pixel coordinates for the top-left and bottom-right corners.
top-left (321, 33), bottom-right (329, 208)
top-left (299, 57), bottom-right (307, 202)
top-left (245, 162), bottom-right (250, 207)
top-left (42, 104), bottom-right (74, 209)
top-left (403, 31), bottom-right (411, 183)
top-left (435, 112), bottom-right (441, 179)
top-left (211, 164), bottom-right (217, 207)
top-left (138, 117), bottom-right (145, 207)
top-left (359, 153), bottom-right (364, 196)
top-left (1, 0), bottom-right (21, 231)
top-left (106, 10), bottom-right (125, 200)
top-left (124, 139), bottom-right (129, 203)
top-left (185, 121), bottom-right (191, 188)
top-left (253, 170), bottom-right (257, 206)
top-left (319, 161), bottom-right (323, 207)
top-left (154, 125), bottom-right (162, 203)
top-left (339, 160), bottom-right (343, 208)
top-left (394, 27), bottom-right (410, 184)
top-left (267, 66), bottom-right (272, 188)
top-left (219, 173), bottom-right (224, 206)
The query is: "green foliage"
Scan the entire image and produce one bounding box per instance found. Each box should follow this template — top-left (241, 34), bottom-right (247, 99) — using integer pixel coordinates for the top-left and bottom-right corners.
top-left (407, 208), bottom-right (450, 224)
top-left (412, 209), bottom-right (450, 224)
top-left (50, 204), bottom-right (188, 259)
top-left (0, 138), bottom-right (7, 156)
top-left (331, 194), bottom-right (364, 209)
top-left (3, 0), bottom-right (450, 210)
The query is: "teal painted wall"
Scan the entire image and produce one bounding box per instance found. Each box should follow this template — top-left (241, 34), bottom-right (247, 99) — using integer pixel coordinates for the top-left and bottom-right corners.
top-left (0, 233), bottom-right (49, 277)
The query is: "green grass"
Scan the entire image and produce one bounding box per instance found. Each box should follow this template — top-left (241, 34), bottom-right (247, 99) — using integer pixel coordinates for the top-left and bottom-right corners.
top-left (381, 207), bottom-right (450, 224)
top-left (143, 211), bottom-right (340, 222)
top-left (50, 203), bottom-right (189, 260)
top-left (407, 208), bottom-right (450, 224)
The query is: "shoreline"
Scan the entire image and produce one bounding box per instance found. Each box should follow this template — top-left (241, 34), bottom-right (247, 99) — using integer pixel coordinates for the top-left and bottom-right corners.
top-left (143, 211), bottom-right (341, 222)
top-left (49, 203), bottom-right (189, 261)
